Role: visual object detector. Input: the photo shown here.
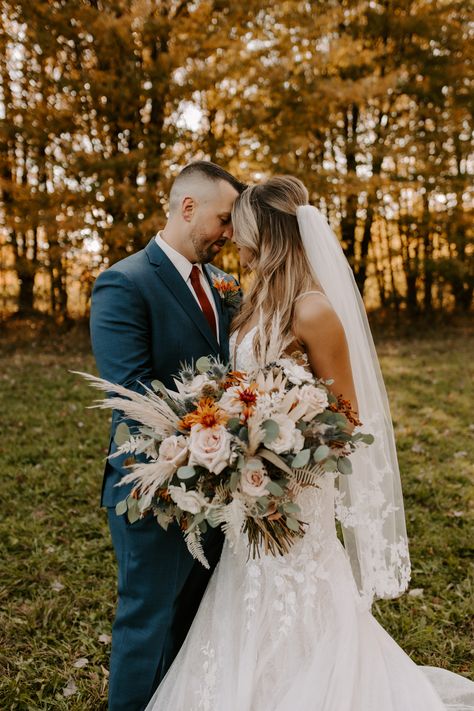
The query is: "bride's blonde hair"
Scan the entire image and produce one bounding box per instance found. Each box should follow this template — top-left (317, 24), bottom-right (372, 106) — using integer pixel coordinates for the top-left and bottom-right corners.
top-left (231, 175), bottom-right (317, 351)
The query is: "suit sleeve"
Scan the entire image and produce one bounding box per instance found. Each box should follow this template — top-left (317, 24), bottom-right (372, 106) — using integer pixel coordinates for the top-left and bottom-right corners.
top-left (90, 269), bottom-right (153, 393)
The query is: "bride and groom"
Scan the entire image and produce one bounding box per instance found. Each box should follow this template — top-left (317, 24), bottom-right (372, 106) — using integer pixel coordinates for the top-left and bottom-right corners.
top-left (90, 161), bottom-right (473, 711)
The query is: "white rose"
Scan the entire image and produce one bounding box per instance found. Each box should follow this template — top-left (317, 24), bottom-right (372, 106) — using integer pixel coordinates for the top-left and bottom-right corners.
top-left (174, 373), bottom-right (213, 398)
top-left (298, 384), bottom-right (329, 421)
top-left (168, 484), bottom-right (207, 514)
top-left (158, 435), bottom-right (189, 468)
top-left (240, 458), bottom-right (270, 497)
top-left (267, 414), bottom-right (305, 454)
top-left (188, 424), bottom-right (232, 474)
top-left (277, 358), bottom-right (313, 386)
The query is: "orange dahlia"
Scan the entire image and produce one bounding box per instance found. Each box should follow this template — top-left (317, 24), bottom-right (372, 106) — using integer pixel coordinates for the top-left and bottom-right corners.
top-left (180, 397), bottom-right (228, 430)
top-left (223, 370), bottom-right (247, 390)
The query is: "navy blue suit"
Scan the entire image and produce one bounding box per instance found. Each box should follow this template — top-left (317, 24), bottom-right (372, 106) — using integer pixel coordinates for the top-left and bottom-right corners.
top-left (90, 237), bottom-right (236, 710)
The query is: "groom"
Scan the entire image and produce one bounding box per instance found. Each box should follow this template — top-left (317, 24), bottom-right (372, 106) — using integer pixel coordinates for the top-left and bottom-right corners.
top-left (90, 161), bottom-right (245, 711)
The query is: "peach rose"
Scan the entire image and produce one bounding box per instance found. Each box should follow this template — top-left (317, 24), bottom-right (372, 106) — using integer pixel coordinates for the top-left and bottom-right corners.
top-left (240, 458), bottom-right (270, 497)
top-left (158, 435), bottom-right (189, 469)
top-left (297, 384), bottom-right (329, 421)
top-left (188, 424), bottom-right (232, 475)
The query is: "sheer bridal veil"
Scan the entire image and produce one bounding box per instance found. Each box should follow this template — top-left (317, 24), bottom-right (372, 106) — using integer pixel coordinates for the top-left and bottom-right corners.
top-left (296, 205), bottom-right (411, 603)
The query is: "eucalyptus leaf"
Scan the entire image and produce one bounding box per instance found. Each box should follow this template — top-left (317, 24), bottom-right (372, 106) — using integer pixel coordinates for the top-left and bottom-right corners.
top-left (284, 502), bottom-right (301, 514)
top-left (156, 510), bottom-right (171, 530)
top-left (324, 458), bottom-right (338, 473)
top-left (115, 499), bottom-right (128, 516)
top-left (246, 458), bottom-right (264, 471)
top-left (262, 419), bottom-right (280, 445)
top-left (126, 497), bottom-right (141, 524)
top-left (114, 422), bottom-right (130, 447)
top-left (266, 480), bottom-right (285, 496)
top-left (337, 457), bottom-right (353, 475)
top-left (361, 433), bottom-right (375, 445)
top-left (291, 449), bottom-right (310, 468)
top-left (227, 418), bottom-right (241, 434)
top-left (177, 465), bottom-right (196, 480)
top-left (196, 356), bottom-right (211, 373)
top-left (229, 470), bottom-right (240, 492)
top-left (318, 411), bottom-right (346, 427)
top-left (313, 444), bottom-right (330, 462)
top-left (286, 516), bottom-right (301, 532)
top-left (238, 426), bottom-right (249, 443)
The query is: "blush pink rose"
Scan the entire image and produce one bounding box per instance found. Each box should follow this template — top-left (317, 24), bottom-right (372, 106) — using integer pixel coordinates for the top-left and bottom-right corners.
top-left (188, 424), bottom-right (232, 475)
top-left (240, 457), bottom-right (270, 497)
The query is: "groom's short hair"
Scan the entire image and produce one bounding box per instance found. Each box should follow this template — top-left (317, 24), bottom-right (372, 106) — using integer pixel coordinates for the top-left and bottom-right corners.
top-left (169, 161), bottom-right (246, 214)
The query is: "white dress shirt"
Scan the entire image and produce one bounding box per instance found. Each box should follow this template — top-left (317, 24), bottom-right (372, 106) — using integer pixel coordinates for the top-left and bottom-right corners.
top-left (155, 232), bottom-right (219, 342)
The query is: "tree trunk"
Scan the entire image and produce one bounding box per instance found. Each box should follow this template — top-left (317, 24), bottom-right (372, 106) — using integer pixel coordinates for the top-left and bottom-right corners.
top-left (355, 199), bottom-right (374, 295)
top-left (340, 105), bottom-right (359, 266)
top-left (17, 266), bottom-right (36, 313)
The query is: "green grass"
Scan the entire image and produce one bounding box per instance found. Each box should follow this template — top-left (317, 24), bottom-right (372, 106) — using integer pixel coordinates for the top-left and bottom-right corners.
top-left (0, 320), bottom-right (473, 708)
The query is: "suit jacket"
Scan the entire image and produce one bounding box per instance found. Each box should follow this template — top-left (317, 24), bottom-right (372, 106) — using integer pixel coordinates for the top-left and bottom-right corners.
top-left (90, 237), bottom-right (239, 506)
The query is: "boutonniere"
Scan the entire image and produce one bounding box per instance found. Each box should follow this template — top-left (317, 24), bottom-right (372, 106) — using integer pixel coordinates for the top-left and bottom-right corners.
top-left (211, 275), bottom-right (241, 308)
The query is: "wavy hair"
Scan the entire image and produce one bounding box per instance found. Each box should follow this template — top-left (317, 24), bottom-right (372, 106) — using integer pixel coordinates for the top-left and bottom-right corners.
top-left (231, 176), bottom-right (318, 354)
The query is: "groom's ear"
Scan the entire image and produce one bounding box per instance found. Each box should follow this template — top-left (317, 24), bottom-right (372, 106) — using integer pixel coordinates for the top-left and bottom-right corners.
top-left (181, 196), bottom-right (195, 222)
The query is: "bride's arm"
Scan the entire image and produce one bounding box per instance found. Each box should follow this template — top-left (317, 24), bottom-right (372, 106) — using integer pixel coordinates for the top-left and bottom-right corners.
top-left (293, 294), bottom-right (359, 417)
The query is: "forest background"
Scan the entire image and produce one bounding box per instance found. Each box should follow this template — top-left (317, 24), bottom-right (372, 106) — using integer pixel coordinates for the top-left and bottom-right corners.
top-left (0, 0), bottom-right (472, 323)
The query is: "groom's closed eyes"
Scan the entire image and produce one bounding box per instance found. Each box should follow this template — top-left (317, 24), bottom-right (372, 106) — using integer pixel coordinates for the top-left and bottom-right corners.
top-left (219, 214), bottom-right (231, 225)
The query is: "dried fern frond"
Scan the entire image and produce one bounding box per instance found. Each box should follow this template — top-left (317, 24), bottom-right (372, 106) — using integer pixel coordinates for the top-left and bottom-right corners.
top-left (211, 497), bottom-right (247, 549)
top-left (287, 464), bottom-right (323, 497)
top-left (184, 530), bottom-right (209, 569)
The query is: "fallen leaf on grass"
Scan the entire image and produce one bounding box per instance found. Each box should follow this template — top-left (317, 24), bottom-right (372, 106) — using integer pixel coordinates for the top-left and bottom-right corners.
top-left (453, 451), bottom-right (467, 459)
top-left (73, 657), bottom-right (89, 669)
top-left (98, 633), bottom-right (111, 644)
top-left (411, 442), bottom-right (424, 454)
top-left (63, 678), bottom-right (77, 697)
top-left (408, 588), bottom-right (424, 597)
top-left (51, 580), bottom-right (65, 592)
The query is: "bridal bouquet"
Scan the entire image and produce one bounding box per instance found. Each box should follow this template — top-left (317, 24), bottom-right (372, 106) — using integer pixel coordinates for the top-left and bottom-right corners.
top-left (80, 353), bottom-right (373, 567)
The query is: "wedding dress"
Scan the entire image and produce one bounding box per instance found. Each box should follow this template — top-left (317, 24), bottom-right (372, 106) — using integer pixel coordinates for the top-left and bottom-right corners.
top-left (145, 326), bottom-right (473, 711)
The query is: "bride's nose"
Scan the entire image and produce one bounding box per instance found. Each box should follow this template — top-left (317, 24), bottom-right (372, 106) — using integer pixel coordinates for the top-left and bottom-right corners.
top-left (223, 224), bottom-right (234, 240)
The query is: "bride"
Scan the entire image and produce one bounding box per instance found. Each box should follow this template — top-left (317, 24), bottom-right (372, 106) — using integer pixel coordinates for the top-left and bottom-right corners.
top-left (145, 176), bottom-right (473, 710)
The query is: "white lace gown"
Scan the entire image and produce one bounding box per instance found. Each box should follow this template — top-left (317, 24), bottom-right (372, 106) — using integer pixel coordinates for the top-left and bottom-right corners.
top-left (146, 329), bottom-right (474, 711)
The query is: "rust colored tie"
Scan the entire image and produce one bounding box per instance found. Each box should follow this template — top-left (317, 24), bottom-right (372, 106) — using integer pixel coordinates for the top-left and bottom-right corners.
top-left (190, 265), bottom-right (217, 338)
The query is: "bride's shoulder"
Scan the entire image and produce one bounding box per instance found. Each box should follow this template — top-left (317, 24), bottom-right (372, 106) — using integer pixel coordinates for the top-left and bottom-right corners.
top-left (293, 292), bottom-right (344, 345)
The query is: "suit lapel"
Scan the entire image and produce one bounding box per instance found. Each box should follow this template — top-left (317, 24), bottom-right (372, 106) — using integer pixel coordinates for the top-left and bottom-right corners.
top-left (145, 238), bottom-right (220, 352)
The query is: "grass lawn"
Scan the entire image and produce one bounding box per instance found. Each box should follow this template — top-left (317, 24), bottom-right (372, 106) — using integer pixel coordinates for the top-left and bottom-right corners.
top-left (1, 318), bottom-right (473, 709)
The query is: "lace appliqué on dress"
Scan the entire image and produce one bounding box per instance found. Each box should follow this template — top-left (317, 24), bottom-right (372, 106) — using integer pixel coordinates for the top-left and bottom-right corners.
top-left (194, 642), bottom-right (217, 711)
